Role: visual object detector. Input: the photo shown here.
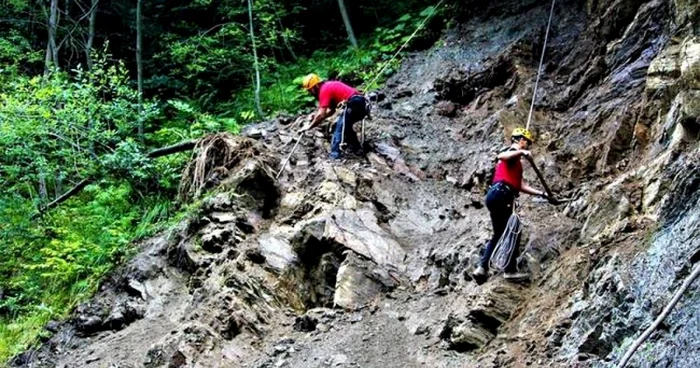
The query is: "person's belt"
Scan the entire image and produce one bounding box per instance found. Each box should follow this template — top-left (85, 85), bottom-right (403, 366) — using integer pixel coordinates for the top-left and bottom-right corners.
top-left (491, 181), bottom-right (516, 193)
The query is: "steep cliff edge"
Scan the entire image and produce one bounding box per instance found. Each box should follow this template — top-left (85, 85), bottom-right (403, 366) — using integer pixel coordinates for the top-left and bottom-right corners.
top-left (11, 0), bottom-right (699, 367)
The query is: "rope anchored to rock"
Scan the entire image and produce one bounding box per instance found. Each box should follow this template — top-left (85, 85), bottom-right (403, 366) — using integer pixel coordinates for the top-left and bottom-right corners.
top-left (526, 0), bottom-right (556, 131)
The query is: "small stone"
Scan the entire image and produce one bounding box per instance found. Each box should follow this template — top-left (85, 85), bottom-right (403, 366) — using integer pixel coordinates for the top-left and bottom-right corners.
top-left (330, 354), bottom-right (349, 366)
top-left (209, 212), bottom-right (237, 223)
top-left (244, 127), bottom-right (265, 139)
top-left (293, 315), bottom-right (317, 332)
top-left (335, 167), bottom-right (357, 186)
top-left (317, 323), bottom-right (330, 332)
top-left (273, 345), bottom-right (288, 355)
top-left (349, 313), bottom-right (364, 323)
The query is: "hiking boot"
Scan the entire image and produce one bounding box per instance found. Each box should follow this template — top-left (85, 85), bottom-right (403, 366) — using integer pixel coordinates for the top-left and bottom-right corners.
top-left (472, 265), bottom-right (487, 278)
top-left (503, 272), bottom-right (530, 282)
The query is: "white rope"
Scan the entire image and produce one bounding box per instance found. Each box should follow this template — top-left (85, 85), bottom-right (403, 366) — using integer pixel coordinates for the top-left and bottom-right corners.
top-left (526, 0), bottom-right (556, 131)
top-left (360, 0), bottom-right (444, 92)
top-left (489, 211), bottom-right (523, 272)
top-left (340, 106), bottom-right (348, 149)
top-left (276, 132), bottom-right (304, 179)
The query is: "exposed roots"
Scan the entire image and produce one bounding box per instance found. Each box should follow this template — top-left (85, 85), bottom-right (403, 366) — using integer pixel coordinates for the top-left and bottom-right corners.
top-left (178, 132), bottom-right (275, 201)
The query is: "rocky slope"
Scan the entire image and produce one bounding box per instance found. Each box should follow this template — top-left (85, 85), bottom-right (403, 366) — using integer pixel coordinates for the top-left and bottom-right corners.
top-left (11, 0), bottom-right (699, 367)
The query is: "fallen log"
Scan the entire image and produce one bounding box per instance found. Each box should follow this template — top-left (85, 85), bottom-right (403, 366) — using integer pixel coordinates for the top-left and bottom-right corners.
top-left (33, 139), bottom-right (198, 217)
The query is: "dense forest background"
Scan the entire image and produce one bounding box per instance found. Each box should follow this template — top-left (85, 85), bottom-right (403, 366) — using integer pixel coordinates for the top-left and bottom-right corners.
top-left (0, 0), bottom-right (451, 361)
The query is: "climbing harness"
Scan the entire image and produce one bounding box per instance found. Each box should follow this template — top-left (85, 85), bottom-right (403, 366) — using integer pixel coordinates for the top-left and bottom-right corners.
top-left (526, 0), bottom-right (556, 131)
top-left (339, 94), bottom-right (374, 151)
top-left (489, 199), bottom-right (524, 272)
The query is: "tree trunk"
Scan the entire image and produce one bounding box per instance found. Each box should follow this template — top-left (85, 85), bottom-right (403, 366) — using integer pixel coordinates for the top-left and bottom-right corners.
top-left (87, 0), bottom-right (99, 156)
top-left (33, 139), bottom-right (197, 216)
top-left (273, 6), bottom-right (297, 60)
top-left (54, 170), bottom-right (63, 198)
top-left (247, 0), bottom-right (263, 117)
top-left (336, 0), bottom-right (357, 48)
top-left (39, 173), bottom-right (48, 204)
top-left (44, 0), bottom-right (60, 74)
top-left (86, 0), bottom-right (98, 70)
top-left (136, 0), bottom-right (145, 144)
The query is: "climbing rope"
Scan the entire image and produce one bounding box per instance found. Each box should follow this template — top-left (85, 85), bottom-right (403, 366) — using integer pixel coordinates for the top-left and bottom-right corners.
top-left (526, 0), bottom-right (556, 131)
top-left (489, 204), bottom-right (524, 272)
top-left (360, 0), bottom-right (445, 92)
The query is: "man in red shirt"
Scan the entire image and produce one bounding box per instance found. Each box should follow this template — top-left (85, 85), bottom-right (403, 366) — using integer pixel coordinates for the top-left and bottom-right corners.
top-left (299, 73), bottom-right (368, 159)
top-left (472, 127), bottom-right (550, 282)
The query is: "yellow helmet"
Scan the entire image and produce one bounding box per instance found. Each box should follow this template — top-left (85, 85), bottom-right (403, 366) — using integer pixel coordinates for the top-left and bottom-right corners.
top-left (302, 73), bottom-right (322, 90)
top-left (511, 127), bottom-right (534, 142)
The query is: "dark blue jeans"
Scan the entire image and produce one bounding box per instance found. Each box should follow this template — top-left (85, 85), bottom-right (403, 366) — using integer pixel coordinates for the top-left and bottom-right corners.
top-left (479, 181), bottom-right (520, 273)
top-left (330, 95), bottom-right (367, 159)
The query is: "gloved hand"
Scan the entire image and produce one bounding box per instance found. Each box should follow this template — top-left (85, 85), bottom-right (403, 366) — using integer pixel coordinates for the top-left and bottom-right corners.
top-left (539, 192), bottom-right (559, 205)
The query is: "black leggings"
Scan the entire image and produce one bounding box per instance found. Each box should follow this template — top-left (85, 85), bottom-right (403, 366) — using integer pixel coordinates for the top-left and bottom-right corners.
top-left (479, 182), bottom-right (520, 273)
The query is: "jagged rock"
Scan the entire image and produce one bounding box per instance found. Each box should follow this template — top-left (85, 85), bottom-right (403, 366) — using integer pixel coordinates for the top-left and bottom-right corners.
top-left (674, 0), bottom-right (699, 25)
top-left (200, 227), bottom-right (232, 253)
top-left (334, 167), bottom-right (357, 186)
top-left (680, 37), bottom-right (700, 88)
top-left (280, 192), bottom-right (306, 211)
top-left (167, 240), bottom-right (209, 273)
top-left (104, 300), bottom-right (144, 331)
top-left (333, 252), bottom-right (383, 310)
top-left (340, 195), bottom-right (358, 210)
top-left (435, 101), bottom-right (458, 117)
top-left (449, 320), bottom-right (495, 352)
top-left (258, 234), bottom-right (299, 272)
top-left (293, 315), bottom-right (317, 332)
top-left (209, 211), bottom-right (237, 223)
top-left (318, 181), bottom-right (343, 203)
top-left (126, 279), bottom-right (147, 301)
top-left (366, 152), bottom-right (392, 172)
top-left (646, 44), bottom-right (681, 92)
top-left (469, 282), bottom-right (524, 329)
top-left (389, 209), bottom-right (435, 239)
top-left (375, 143), bottom-right (400, 161)
top-left (324, 208), bottom-right (406, 269)
top-left (661, 90), bottom-right (700, 147)
top-left (393, 158), bottom-right (420, 181)
top-left (75, 315), bottom-right (103, 336)
top-left (580, 182), bottom-right (635, 242)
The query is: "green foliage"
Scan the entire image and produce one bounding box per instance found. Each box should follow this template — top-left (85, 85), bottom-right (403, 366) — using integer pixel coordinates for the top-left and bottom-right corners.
top-left (0, 51), bottom-right (155, 198)
top-left (0, 181), bottom-right (174, 362)
top-left (0, 0), bottom-right (449, 364)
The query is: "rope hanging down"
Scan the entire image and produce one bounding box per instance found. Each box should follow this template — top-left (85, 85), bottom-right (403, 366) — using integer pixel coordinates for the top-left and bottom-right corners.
top-left (526, 0), bottom-right (556, 131)
top-left (360, 0), bottom-right (445, 92)
top-left (489, 209), bottom-right (523, 272)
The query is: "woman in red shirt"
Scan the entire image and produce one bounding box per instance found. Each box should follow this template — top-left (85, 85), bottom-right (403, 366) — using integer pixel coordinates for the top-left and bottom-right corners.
top-left (472, 127), bottom-right (549, 282)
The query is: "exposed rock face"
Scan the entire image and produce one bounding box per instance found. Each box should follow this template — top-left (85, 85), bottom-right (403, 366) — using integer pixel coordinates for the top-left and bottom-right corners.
top-left (11, 1), bottom-right (700, 368)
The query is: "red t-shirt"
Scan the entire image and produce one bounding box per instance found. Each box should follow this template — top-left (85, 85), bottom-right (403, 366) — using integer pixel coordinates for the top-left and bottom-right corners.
top-left (318, 81), bottom-right (358, 109)
top-left (492, 147), bottom-right (523, 191)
